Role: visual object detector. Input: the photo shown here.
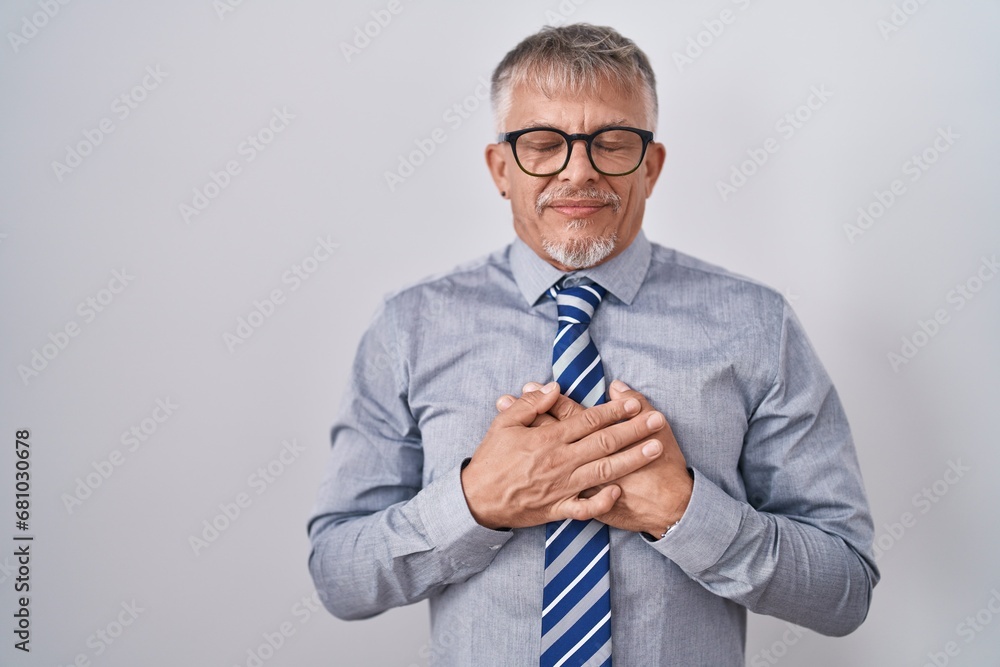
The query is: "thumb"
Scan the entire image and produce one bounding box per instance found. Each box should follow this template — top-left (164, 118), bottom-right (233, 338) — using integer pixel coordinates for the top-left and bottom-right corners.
top-left (497, 381), bottom-right (560, 427)
top-left (557, 485), bottom-right (621, 521)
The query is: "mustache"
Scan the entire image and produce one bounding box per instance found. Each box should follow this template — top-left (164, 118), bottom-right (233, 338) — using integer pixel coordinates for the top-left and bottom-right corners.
top-left (535, 186), bottom-right (622, 216)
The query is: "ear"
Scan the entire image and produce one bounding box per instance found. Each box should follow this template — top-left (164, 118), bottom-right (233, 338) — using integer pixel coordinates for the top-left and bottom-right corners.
top-left (641, 141), bottom-right (667, 196)
top-left (485, 142), bottom-right (511, 197)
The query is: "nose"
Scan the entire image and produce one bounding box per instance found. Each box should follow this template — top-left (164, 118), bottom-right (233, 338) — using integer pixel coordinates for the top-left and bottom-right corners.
top-left (559, 138), bottom-right (600, 186)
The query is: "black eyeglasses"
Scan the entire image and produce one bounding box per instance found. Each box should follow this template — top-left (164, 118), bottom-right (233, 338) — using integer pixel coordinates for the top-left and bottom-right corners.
top-left (497, 126), bottom-right (654, 177)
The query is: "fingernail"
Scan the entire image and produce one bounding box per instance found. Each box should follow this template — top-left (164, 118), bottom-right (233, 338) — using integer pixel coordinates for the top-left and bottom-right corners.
top-left (523, 381), bottom-right (542, 392)
top-left (624, 398), bottom-right (640, 413)
top-left (642, 440), bottom-right (662, 457)
top-left (541, 381), bottom-right (558, 394)
top-left (497, 395), bottom-right (514, 410)
top-left (612, 379), bottom-right (631, 391)
top-left (646, 412), bottom-right (665, 429)
top-left (610, 486), bottom-right (621, 500)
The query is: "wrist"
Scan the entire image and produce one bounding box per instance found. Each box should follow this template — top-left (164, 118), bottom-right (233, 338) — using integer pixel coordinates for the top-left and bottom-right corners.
top-left (460, 460), bottom-right (503, 530)
top-left (647, 467), bottom-right (694, 539)
top-left (660, 516), bottom-right (683, 539)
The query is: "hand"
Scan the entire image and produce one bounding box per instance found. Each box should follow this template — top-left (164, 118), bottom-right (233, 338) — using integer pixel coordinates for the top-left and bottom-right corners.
top-left (461, 381), bottom-right (666, 530)
top-left (598, 380), bottom-right (693, 535)
top-left (498, 380), bottom-right (693, 537)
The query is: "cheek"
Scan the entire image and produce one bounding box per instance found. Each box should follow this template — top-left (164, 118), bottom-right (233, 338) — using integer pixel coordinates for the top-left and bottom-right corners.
top-left (618, 183), bottom-right (644, 210)
top-left (513, 192), bottom-right (534, 215)
top-left (513, 183), bottom-right (544, 211)
top-left (509, 195), bottom-right (540, 231)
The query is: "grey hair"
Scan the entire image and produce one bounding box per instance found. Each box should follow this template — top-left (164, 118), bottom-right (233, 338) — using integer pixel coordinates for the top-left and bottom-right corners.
top-left (490, 24), bottom-right (658, 134)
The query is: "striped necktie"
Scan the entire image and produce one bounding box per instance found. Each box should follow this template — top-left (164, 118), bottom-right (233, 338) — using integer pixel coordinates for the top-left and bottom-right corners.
top-left (541, 279), bottom-right (612, 667)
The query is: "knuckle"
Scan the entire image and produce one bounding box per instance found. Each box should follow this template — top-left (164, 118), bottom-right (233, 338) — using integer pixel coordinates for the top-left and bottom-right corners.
top-left (582, 408), bottom-right (603, 430)
top-left (593, 458), bottom-right (614, 483)
top-left (627, 444), bottom-right (649, 467)
top-left (554, 399), bottom-right (576, 420)
top-left (536, 449), bottom-right (559, 472)
top-left (538, 429), bottom-right (561, 451)
top-left (594, 430), bottom-right (617, 456)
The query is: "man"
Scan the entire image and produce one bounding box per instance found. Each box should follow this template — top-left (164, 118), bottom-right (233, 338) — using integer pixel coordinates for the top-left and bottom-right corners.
top-left (308, 24), bottom-right (878, 666)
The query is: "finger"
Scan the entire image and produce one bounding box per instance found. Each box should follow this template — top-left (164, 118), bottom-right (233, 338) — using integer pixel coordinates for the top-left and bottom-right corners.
top-left (502, 389), bottom-right (562, 426)
top-left (556, 396), bottom-right (643, 443)
top-left (548, 393), bottom-right (584, 422)
top-left (606, 382), bottom-right (688, 479)
top-left (521, 382), bottom-right (583, 422)
top-left (609, 380), bottom-right (682, 451)
top-left (575, 410), bottom-right (666, 460)
top-left (570, 438), bottom-right (663, 490)
top-left (607, 378), bottom-right (628, 399)
top-left (556, 485), bottom-right (621, 521)
top-left (532, 413), bottom-right (559, 426)
top-left (494, 381), bottom-right (561, 427)
top-left (499, 392), bottom-right (562, 427)
top-left (495, 394), bottom-right (516, 412)
top-left (608, 379), bottom-right (652, 410)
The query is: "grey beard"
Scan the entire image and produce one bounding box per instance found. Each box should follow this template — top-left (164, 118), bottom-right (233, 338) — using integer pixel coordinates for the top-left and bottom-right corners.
top-left (542, 232), bottom-right (618, 269)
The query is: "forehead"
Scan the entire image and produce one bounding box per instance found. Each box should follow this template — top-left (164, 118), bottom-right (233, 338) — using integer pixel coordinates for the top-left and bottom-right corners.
top-left (505, 81), bottom-right (648, 132)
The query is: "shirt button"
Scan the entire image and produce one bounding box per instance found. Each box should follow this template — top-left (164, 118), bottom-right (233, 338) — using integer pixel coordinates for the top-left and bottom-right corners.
top-left (489, 544), bottom-right (501, 550)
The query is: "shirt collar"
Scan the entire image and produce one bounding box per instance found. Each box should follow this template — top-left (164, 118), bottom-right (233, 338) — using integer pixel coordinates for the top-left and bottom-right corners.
top-left (509, 229), bottom-right (652, 307)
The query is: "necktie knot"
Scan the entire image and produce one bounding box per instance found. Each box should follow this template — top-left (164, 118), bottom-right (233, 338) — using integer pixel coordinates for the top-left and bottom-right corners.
top-left (550, 280), bottom-right (607, 326)
top-left (550, 279), bottom-right (608, 409)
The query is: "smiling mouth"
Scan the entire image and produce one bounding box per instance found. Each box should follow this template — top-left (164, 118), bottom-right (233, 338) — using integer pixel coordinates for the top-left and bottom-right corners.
top-left (536, 187), bottom-right (622, 216)
top-left (549, 201), bottom-right (608, 218)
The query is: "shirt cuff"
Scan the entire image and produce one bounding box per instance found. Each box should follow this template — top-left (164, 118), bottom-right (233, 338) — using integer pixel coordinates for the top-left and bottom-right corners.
top-left (416, 460), bottom-right (514, 570)
top-left (643, 467), bottom-right (744, 574)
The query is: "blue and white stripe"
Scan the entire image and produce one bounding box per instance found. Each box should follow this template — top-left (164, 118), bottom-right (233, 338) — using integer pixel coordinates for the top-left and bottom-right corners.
top-left (541, 280), bottom-right (612, 667)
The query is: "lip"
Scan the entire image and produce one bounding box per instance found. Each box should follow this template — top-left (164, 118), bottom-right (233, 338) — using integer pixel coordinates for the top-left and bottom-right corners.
top-left (549, 201), bottom-right (607, 217)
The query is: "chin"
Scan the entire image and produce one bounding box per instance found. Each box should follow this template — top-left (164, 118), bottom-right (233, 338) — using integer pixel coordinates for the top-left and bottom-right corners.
top-left (541, 232), bottom-right (618, 270)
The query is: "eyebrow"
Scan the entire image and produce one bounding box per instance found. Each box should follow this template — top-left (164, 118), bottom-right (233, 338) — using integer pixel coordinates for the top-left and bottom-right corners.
top-left (520, 117), bottom-right (632, 131)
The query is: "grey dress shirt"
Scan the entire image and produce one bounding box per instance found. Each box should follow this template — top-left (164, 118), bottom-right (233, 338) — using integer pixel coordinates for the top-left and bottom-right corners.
top-left (307, 230), bottom-right (879, 666)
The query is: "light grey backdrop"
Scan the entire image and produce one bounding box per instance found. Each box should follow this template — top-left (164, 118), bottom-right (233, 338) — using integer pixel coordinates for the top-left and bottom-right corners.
top-left (2, 1), bottom-right (999, 665)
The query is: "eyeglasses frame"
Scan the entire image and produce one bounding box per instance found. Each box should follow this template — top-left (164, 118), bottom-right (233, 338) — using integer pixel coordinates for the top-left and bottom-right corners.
top-left (496, 125), bottom-right (655, 177)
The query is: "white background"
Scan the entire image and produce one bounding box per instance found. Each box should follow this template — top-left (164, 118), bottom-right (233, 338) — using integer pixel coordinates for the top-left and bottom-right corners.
top-left (2, 1), bottom-right (999, 665)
